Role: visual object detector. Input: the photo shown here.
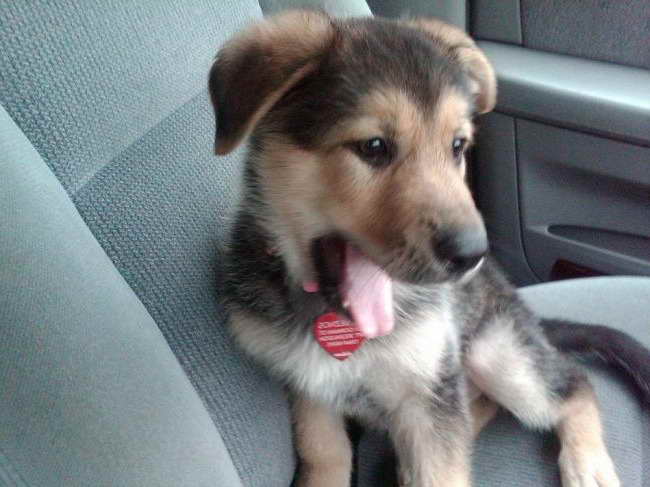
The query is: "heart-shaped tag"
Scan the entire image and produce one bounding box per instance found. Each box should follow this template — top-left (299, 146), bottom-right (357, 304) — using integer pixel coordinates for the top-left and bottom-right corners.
top-left (313, 312), bottom-right (365, 361)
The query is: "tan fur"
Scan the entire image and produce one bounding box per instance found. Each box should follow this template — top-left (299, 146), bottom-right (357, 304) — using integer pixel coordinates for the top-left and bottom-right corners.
top-left (319, 86), bottom-right (479, 244)
top-left (215, 62), bottom-right (317, 155)
top-left (230, 10), bottom-right (332, 67)
top-left (453, 46), bottom-right (497, 113)
top-left (229, 297), bottom-right (455, 410)
top-left (256, 137), bottom-right (332, 284)
top-left (557, 384), bottom-right (620, 487)
top-left (470, 395), bottom-right (499, 437)
top-left (213, 10), bottom-right (333, 154)
top-left (293, 396), bottom-right (352, 487)
top-left (316, 88), bottom-right (429, 255)
top-left (212, 11), bottom-right (489, 282)
top-left (213, 12), bottom-right (625, 487)
top-left (392, 399), bottom-right (472, 487)
top-left (467, 319), bottom-right (620, 486)
top-left (323, 89), bottom-right (425, 147)
top-left (258, 85), bottom-right (482, 285)
top-left (230, 295), bottom-right (473, 487)
top-left (405, 18), bottom-right (497, 113)
top-left (466, 317), bottom-right (563, 429)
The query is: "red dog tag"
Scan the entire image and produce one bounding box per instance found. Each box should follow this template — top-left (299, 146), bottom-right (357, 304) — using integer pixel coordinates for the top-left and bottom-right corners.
top-left (313, 312), bottom-right (365, 361)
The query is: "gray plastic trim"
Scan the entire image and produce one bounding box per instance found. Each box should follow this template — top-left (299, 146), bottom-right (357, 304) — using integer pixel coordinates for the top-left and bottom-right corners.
top-left (473, 112), bottom-right (539, 286)
top-left (549, 226), bottom-right (649, 262)
top-left (517, 119), bottom-right (650, 280)
top-left (367, 0), bottom-right (467, 29)
top-left (260, 0), bottom-right (371, 16)
top-left (479, 41), bottom-right (650, 147)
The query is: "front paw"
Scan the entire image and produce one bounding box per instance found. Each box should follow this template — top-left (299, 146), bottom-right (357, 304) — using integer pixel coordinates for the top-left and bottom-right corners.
top-left (558, 446), bottom-right (620, 487)
top-left (296, 465), bottom-right (351, 487)
top-left (397, 465), bottom-right (412, 487)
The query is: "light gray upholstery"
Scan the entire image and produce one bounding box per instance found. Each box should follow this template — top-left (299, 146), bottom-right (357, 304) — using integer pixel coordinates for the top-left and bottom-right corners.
top-left (260, 0), bottom-right (370, 16)
top-left (519, 276), bottom-right (650, 349)
top-left (0, 2), bottom-right (298, 486)
top-left (0, 107), bottom-right (242, 486)
top-left (0, 1), bottom-right (258, 195)
top-left (358, 277), bottom-right (650, 486)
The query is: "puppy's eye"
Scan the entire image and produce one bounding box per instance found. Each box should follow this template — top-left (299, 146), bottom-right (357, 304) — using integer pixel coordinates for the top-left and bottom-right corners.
top-left (354, 137), bottom-right (392, 167)
top-left (452, 137), bottom-right (467, 159)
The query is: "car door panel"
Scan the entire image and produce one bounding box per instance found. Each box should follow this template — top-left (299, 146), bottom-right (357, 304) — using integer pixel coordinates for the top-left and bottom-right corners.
top-left (470, 3), bottom-right (650, 285)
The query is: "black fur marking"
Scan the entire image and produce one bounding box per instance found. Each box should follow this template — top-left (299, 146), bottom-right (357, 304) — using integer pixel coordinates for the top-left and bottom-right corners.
top-left (542, 319), bottom-right (650, 403)
top-left (343, 386), bottom-right (384, 420)
top-left (427, 365), bottom-right (472, 452)
top-left (311, 235), bottom-right (352, 320)
top-left (220, 207), bottom-right (328, 333)
top-left (431, 369), bottom-right (464, 417)
top-left (268, 18), bottom-right (473, 151)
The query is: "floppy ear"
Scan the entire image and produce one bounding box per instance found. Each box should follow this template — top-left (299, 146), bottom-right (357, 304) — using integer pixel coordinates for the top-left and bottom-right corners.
top-left (405, 19), bottom-right (497, 114)
top-left (209, 10), bottom-right (334, 155)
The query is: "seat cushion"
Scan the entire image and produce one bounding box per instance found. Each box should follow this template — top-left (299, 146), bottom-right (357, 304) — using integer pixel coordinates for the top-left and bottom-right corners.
top-left (1, 2), bottom-right (297, 486)
top-left (357, 277), bottom-right (650, 486)
top-left (519, 276), bottom-right (650, 348)
top-left (0, 106), bottom-right (242, 486)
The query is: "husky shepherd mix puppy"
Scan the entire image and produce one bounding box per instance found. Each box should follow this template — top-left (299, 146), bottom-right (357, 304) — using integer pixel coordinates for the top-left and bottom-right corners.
top-left (209, 10), bottom-right (650, 487)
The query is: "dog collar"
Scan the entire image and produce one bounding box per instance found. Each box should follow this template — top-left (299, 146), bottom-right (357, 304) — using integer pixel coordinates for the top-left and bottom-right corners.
top-left (313, 312), bottom-right (365, 361)
top-left (265, 246), bottom-right (365, 360)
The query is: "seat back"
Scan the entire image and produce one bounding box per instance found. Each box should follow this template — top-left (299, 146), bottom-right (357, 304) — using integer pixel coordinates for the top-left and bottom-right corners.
top-left (1, 2), bottom-right (296, 485)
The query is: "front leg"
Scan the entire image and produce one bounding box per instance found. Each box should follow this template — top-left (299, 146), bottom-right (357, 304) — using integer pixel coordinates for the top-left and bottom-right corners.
top-left (293, 395), bottom-right (353, 487)
top-left (556, 381), bottom-right (619, 487)
top-left (467, 319), bottom-right (620, 487)
top-left (470, 394), bottom-right (499, 437)
top-left (389, 374), bottom-right (473, 487)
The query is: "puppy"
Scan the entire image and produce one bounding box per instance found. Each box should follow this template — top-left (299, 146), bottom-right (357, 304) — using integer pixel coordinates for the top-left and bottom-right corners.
top-left (209, 10), bottom-right (650, 487)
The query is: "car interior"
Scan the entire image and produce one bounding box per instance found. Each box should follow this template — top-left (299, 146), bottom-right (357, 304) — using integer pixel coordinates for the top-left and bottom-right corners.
top-left (1, 1), bottom-right (648, 486)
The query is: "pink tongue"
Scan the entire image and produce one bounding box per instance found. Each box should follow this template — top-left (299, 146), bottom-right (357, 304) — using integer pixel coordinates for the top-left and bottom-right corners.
top-left (342, 244), bottom-right (394, 339)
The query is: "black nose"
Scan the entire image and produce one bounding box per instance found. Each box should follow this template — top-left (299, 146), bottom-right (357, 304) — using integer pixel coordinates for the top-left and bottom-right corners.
top-left (435, 225), bottom-right (488, 274)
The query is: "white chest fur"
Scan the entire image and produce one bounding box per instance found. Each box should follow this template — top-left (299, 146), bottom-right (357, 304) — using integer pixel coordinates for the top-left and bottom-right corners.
top-left (229, 301), bottom-right (457, 413)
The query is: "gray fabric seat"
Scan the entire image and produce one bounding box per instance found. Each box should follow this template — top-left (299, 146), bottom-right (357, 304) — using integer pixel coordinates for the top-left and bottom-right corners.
top-left (0, 107), bottom-right (242, 487)
top-left (0, 1), bottom-right (648, 486)
top-left (1, 2), bottom-right (295, 486)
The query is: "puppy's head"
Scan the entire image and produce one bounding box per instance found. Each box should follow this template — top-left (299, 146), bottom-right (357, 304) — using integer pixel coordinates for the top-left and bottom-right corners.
top-left (210, 11), bottom-right (496, 333)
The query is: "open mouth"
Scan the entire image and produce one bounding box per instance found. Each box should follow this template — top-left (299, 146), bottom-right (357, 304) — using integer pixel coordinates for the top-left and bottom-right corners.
top-left (310, 235), bottom-right (395, 339)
